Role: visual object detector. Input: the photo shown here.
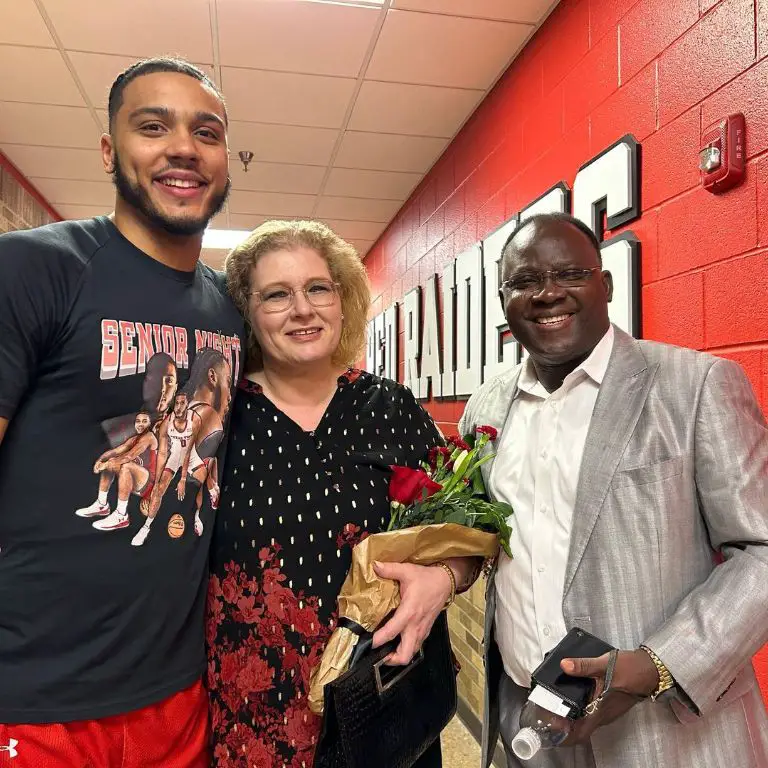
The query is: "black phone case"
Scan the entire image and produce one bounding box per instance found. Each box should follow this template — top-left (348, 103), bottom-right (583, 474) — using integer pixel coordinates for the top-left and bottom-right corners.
top-left (530, 627), bottom-right (615, 718)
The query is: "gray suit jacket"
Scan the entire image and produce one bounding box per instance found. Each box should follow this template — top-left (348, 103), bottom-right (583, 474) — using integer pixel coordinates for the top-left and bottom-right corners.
top-left (460, 326), bottom-right (768, 768)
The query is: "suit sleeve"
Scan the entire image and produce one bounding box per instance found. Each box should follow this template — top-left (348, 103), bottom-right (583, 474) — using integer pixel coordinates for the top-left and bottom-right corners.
top-left (0, 232), bottom-right (77, 420)
top-left (643, 358), bottom-right (768, 715)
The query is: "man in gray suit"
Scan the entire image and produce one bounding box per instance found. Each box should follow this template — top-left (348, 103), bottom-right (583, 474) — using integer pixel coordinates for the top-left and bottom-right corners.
top-left (460, 213), bottom-right (768, 767)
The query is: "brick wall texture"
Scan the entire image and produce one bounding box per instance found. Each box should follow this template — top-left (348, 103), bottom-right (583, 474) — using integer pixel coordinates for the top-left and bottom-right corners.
top-left (363, 0), bottom-right (768, 726)
top-left (0, 158), bottom-right (56, 234)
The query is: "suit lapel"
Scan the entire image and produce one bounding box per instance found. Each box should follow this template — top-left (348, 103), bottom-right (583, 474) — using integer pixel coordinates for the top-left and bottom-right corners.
top-left (478, 368), bottom-right (522, 490)
top-left (563, 329), bottom-right (659, 595)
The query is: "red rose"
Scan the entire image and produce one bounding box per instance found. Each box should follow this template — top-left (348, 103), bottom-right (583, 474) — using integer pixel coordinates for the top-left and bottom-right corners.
top-left (477, 425), bottom-right (498, 440)
top-left (448, 435), bottom-right (470, 451)
top-left (389, 465), bottom-right (442, 505)
top-left (427, 446), bottom-right (453, 468)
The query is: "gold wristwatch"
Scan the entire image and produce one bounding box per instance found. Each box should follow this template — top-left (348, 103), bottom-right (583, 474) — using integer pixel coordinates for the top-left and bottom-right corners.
top-left (639, 645), bottom-right (675, 701)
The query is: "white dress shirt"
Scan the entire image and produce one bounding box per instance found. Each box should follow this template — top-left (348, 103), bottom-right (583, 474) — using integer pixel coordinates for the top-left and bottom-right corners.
top-left (490, 327), bottom-right (615, 687)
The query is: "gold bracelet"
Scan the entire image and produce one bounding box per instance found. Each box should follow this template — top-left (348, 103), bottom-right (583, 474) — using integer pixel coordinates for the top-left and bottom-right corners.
top-left (431, 561), bottom-right (456, 609)
top-left (639, 645), bottom-right (675, 701)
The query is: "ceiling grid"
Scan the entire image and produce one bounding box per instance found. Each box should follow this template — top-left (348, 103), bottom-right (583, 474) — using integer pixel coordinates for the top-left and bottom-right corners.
top-left (0, 0), bottom-right (560, 266)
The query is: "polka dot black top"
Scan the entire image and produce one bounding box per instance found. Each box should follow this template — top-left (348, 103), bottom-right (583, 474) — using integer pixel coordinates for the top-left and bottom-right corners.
top-left (206, 369), bottom-right (442, 768)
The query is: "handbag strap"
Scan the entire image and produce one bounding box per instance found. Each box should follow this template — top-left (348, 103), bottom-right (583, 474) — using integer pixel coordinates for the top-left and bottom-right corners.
top-left (337, 617), bottom-right (368, 637)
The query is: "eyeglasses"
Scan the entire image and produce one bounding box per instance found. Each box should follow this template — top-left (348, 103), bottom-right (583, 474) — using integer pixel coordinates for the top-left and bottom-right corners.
top-left (500, 267), bottom-right (601, 295)
top-left (248, 279), bottom-right (340, 313)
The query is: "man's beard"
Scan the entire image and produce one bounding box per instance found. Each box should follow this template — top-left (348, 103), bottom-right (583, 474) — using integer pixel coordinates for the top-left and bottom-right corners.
top-left (111, 151), bottom-right (230, 237)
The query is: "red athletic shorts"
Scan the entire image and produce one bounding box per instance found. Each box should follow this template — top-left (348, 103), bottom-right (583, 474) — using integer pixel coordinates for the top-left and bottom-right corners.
top-left (0, 679), bottom-right (208, 768)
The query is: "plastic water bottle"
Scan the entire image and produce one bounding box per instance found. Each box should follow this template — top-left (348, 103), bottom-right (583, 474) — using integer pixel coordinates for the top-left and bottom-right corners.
top-left (511, 687), bottom-right (573, 760)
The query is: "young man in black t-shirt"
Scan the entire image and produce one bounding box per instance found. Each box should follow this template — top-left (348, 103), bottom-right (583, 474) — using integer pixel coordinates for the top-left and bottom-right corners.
top-left (0, 58), bottom-right (245, 766)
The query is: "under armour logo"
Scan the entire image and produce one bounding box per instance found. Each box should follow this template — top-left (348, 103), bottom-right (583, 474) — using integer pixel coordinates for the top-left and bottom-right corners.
top-left (0, 738), bottom-right (18, 758)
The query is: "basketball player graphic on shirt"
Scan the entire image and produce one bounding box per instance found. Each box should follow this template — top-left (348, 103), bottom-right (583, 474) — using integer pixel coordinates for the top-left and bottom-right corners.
top-left (75, 410), bottom-right (159, 530)
top-left (131, 391), bottom-right (220, 547)
top-left (99, 352), bottom-right (179, 450)
top-left (186, 348), bottom-right (233, 512)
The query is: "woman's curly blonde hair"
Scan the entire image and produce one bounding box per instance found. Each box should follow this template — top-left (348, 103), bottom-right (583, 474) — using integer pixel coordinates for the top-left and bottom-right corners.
top-left (224, 220), bottom-right (371, 371)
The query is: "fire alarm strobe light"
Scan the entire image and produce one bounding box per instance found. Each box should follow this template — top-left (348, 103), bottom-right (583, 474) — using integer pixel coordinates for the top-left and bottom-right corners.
top-left (699, 113), bottom-right (746, 194)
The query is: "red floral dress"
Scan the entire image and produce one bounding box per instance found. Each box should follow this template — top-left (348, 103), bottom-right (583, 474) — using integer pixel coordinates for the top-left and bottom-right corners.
top-left (206, 370), bottom-right (441, 768)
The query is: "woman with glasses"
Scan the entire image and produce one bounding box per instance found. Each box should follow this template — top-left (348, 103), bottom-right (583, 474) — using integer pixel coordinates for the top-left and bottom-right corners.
top-left (206, 220), bottom-right (477, 767)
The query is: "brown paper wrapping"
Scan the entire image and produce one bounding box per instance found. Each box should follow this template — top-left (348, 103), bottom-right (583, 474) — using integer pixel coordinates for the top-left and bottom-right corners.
top-left (308, 523), bottom-right (500, 715)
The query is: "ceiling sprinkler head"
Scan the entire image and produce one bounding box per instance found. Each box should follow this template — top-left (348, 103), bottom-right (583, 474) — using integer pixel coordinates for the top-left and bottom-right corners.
top-left (238, 150), bottom-right (254, 172)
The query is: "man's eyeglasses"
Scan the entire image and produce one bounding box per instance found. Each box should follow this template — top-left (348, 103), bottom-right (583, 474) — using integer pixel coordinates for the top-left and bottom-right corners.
top-left (248, 279), bottom-right (340, 313)
top-left (500, 267), bottom-right (601, 295)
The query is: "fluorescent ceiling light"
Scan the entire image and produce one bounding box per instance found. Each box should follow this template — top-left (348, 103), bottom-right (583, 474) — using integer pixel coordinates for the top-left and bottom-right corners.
top-left (202, 229), bottom-right (251, 250)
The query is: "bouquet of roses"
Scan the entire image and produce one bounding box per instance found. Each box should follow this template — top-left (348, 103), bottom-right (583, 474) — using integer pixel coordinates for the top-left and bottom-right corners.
top-left (308, 425), bottom-right (513, 715)
top-left (386, 426), bottom-right (513, 552)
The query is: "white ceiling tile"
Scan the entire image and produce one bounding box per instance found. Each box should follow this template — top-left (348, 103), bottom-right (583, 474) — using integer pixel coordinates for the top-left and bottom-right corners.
top-left (69, 52), bottom-right (215, 110)
top-left (95, 109), bottom-right (109, 131)
top-left (225, 213), bottom-right (264, 230)
top-left (0, 0), bottom-right (55, 46)
top-left (228, 213), bottom-right (271, 230)
top-left (42, 0), bottom-right (214, 61)
top-left (0, 0), bottom-right (558, 251)
top-left (324, 168), bottom-right (420, 200)
top-left (228, 190), bottom-right (316, 217)
top-left (228, 122), bottom-right (338, 166)
top-left (393, 0), bottom-right (554, 24)
top-left (218, 0), bottom-right (380, 77)
top-left (55, 203), bottom-right (113, 220)
top-left (1, 146), bottom-right (106, 181)
top-left (222, 67), bottom-right (355, 128)
top-left (230, 160), bottom-right (325, 195)
top-left (315, 196), bottom-right (402, 223)
top-left (0, 102), bottom-right (100, 148)
top-left (349, 80), bottom-right (482, 137)
top-left (207, 211), bottom-right (232, 230)
top-left (335, 131), bottom-right (447, 173)
top-left (30, 178), bottom-right (115, 206)
top-left (317, 219), bottom-right (387, 241)
top-left (0, 46), bottom-right (83, 106)
top-left (367, 9), bottom-right (532, 89)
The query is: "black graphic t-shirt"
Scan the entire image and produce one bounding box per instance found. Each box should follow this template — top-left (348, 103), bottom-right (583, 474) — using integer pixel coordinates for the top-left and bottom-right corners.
top-left (0, 216), bottom-right (245, 722)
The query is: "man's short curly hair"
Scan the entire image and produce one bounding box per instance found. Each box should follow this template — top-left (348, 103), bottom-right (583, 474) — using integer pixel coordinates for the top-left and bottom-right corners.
top-left (224, 220), bottom-right (371, 370)
top-left (107, 57), bottom-right (227, 131)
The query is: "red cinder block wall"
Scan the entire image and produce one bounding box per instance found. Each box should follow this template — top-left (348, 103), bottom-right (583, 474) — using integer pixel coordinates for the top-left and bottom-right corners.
top-left (363, 0), bottom-right (768, 704)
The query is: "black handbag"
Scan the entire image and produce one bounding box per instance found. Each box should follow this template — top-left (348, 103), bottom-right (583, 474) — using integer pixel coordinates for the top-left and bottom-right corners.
top-left (313, 611), bottom-right (457, 768)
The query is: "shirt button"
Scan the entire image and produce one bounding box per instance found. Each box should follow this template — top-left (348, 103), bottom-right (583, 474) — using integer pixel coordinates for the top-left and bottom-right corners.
top-left (543, 626), bottom-right (551, 637)
top-left (540, 506), bottom-right (549, 515)
top-left (540, 448), bottom-right (547, 459)
top-left (537, 565), bottom-right (546, 573)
